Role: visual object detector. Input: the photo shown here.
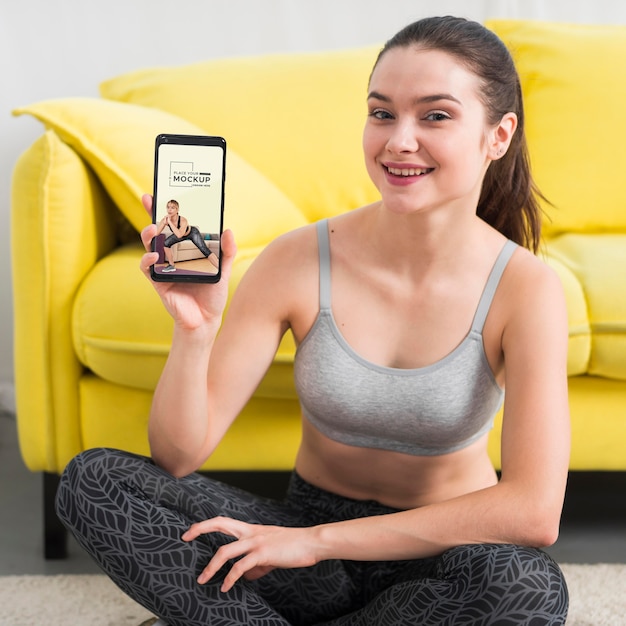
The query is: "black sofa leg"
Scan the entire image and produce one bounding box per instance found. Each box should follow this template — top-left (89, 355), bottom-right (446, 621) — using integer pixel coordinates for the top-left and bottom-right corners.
top-left (44, 472), bottom-right (67, 559)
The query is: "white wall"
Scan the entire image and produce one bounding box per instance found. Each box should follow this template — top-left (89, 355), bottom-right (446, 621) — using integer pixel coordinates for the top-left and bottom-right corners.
top-left (2, 0), bottom-right (625, 402)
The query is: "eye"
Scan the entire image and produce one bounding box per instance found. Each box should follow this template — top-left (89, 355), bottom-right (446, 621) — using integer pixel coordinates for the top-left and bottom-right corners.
top-left (368, 108), bottom-right (394, 121)
top-left (424, 111), bottom-right (451, 122)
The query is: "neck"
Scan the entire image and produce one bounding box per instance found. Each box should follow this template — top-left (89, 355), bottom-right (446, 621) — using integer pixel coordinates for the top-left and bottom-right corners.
top-left (367, 203), bottom-right (486, 274)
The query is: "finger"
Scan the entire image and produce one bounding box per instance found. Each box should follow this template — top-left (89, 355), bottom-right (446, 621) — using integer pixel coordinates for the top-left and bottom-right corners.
top-left (197, 538), bottom-right (253, 585)
top-left (182, 516), bottom-right (243, 542)
top-left (219, 553), bottom-right (260, 593)
top-left (139, 223), bottom-right (159, 278)
top-left (141, 193), bottom-right (153, 216)
top-left (218, 556), bottom-right (280, 593)
top-left (141, 223), bottom-right (157, 251)
top-left (218, 230), bottom-right (237, 280)
top-left (243, 565), bottom-right (276, 582)
top-left (199, 544), bottom-right (261, 592)
top-left (220, 229), bottom-right (237, 258)
top-left (139, 251), bottom-right (159, 278)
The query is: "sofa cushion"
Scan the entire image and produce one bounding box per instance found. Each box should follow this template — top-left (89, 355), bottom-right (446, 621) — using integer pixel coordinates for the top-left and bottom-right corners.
top-left (100, 46), bottom-right (381, 223)
top-left (79, 376), bottom-right (302, 471)
top-left (73, 242), bottom-right (298, 397)
top-left (72, 244), bottom-right (174, 391)
top-left (13, 99), bottom-right (307, 248)
top-left (548, 234), bottom-right (626, 380)
top-left (542, 250), bottom-right (591, 377)
top-left (487, 19), bottom-right (626, 237)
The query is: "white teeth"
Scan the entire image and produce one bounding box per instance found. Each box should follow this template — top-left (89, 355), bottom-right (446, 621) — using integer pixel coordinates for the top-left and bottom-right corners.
top-left (387, 167), bottom-right (429, 176)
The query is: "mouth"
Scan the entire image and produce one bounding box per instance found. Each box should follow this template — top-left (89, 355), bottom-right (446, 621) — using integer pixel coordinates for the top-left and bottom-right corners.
top-left (383, 164), bottom-right (434, 186)
top-left (385, 165), bottom-right (434, 177)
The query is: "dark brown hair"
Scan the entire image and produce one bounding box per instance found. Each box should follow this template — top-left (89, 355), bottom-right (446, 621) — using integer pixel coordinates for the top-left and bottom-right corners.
top-left (373, 16), bottom-right (543, 252)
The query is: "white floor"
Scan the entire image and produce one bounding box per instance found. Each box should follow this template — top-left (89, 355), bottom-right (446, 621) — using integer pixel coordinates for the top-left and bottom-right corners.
top-left (1, 408), bottom-right (625, 576)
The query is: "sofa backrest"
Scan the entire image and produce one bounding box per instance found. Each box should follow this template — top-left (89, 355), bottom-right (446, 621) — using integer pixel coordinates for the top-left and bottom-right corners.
top-left (486, 20), bottom-right (626, 238)
top-left (102, 20), bottom-right (626, 238)
top-left (101, 46), bottom-right (382, 225)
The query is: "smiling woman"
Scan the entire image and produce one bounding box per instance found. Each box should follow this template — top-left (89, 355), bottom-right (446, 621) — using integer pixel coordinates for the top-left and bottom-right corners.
top-left (364, 47), bottom-right (517, 223)
top-left (363, 25), bottom-right (539, 250)
top-left (365, 85), bottom-right (472, 192)
top-left (55, 15), bottom-right (570, 626)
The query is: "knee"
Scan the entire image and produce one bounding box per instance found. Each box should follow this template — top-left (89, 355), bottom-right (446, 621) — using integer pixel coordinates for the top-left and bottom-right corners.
top-left (55, 448), bottom-right (142, 527)
top-left (55, 449), bottom-right (98, 530)
top-left (441, 544), bottom-right (569, 622)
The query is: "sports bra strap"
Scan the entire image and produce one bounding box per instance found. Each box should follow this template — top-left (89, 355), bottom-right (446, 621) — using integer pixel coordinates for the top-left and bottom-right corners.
top-left (471, 239), bottom-right (518, 332)
top-left (317, 218), bottom-right (517, 329)
top-left (316, 219), bottom-right (332, 310)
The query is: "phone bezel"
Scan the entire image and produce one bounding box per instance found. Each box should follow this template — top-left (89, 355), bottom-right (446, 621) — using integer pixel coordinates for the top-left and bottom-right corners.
top-left (150, 133), bottom-right (226, 283)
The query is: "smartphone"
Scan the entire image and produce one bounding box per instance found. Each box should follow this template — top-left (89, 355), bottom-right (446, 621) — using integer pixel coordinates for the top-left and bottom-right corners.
top-left (151, 134), bottom-right (226, 283)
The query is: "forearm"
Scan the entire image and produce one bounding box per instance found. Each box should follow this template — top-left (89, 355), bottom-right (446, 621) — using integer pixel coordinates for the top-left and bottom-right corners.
top-left (149, 323), bottom-right (218, 476)
top-left (313, 481), bottom-right (560, 563)
top-left (189, 479), bottom-right (564, 593)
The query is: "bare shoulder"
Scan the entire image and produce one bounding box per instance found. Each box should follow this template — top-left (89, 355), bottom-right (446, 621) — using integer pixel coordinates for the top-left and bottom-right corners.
top-left (241, 223), bottom-right (320, 285)
top-left (500, 243), bottom-right (569, 344)
top-left (505, 245), bottom-right (566, 306)
top-left (262, 222), bottom-right (320, 261)
top-left (230, 222), bottom-right (321, 324)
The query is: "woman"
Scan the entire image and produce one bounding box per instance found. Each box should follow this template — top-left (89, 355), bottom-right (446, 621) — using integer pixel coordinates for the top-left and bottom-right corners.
top-left (56, 16), bottom-right (570, 625)
top-left (155, 198), bottom-right (219, 273)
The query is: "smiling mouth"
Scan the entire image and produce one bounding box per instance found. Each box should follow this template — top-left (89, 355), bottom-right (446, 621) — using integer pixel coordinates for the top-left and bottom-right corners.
top-left (386, 166), bottom-right (434, 177)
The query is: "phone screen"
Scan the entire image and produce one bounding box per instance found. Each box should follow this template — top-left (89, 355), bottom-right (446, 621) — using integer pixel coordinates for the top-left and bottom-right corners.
top-left (151, 134), bottom-right (226, 283)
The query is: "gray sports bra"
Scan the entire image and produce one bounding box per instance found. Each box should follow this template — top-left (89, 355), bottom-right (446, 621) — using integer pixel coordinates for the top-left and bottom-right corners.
top-left (293, 219), bottom-right (517, 456)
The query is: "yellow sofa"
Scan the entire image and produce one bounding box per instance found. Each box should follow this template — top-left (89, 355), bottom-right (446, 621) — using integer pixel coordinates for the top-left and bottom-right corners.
top-left (11, 19), bottom-right (626, 557)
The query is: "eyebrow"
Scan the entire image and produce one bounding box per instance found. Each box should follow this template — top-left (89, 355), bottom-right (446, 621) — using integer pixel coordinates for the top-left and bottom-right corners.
top-left (367, 91), bottom-right (462, 106)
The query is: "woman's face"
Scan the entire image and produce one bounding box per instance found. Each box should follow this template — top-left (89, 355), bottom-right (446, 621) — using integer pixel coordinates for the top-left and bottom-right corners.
top-left (363, 46), bottom-right (501, 218)
top-left (166, 203), bottom-right (179, 216)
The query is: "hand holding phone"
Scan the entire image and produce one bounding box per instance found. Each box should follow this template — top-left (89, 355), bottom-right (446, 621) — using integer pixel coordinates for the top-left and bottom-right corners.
top-left (151, 134), bottom-right (226, 283)
top-left (140, 195), bottom-right (236, 331)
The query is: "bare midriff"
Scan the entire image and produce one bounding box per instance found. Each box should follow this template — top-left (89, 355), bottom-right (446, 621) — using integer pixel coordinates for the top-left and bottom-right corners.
top-left (295, 418), bottom-right (499, 510)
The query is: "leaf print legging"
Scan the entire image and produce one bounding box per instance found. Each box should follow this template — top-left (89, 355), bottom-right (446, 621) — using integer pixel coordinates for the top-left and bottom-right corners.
top-left (55, 448), bottom-right (569, 626)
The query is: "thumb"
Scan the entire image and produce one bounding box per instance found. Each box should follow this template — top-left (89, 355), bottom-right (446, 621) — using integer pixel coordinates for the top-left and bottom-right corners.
top-left (220, 229), bottom-right (237, 263)
top-left (217, 229), bottom-right (237, 284)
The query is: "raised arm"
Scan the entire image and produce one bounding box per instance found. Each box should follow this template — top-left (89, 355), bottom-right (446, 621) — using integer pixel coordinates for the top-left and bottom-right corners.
top-left (139, 195), bottom-right (311, 477)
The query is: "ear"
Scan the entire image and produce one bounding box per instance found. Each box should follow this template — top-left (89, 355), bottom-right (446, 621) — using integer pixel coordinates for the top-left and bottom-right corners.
top-left (488, 112), bottom-right (518, 160)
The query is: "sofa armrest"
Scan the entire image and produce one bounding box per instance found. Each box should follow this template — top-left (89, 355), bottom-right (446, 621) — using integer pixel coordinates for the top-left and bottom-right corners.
top-left (11, 131), bottom-right (118, 472)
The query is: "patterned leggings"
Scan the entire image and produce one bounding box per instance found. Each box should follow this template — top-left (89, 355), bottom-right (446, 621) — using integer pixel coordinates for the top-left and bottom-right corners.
top-left (56, 448), bottom-right (568, 626)
top-left (164, 226), bottom-right (213, 257)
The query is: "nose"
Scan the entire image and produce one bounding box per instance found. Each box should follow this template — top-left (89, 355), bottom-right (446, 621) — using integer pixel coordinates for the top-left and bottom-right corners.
top-left (386, 119), bottom-right (419, 153)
